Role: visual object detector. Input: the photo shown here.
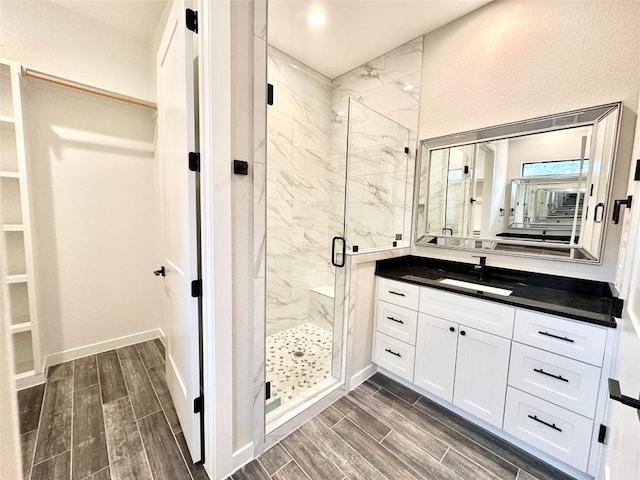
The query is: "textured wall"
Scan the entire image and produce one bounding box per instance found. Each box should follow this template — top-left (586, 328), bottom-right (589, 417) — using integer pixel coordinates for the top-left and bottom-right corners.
top-left (415, 0), bottom-right (640, 281)
top-left (25, 84), bottom-right (161, 358)
top-left (0, 0), bottom-right (153, 101)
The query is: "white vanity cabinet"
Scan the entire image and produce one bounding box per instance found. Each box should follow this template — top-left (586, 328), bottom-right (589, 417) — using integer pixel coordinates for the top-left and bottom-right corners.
top-left (452, 326), bottom-right (511, 427)
top-left (375, 280), bottom-right (514, 427)
top-left (414, 314), bottom-right (457, 401)
top-left (373, 279), bottom-right (420, 381)
top-left (414, 312), bottom-right (512, 428)
top-left (372, 276), bottom-right (616, 477)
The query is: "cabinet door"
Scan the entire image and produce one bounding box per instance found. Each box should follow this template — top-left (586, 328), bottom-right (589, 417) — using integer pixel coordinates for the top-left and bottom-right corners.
top-left (414, 314), bottom-right (458, 402)
top-left (453, 327), bottom-right (511, 428)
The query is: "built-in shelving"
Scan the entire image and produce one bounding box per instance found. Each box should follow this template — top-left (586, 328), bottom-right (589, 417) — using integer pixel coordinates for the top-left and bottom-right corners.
top-left (1, 59), bottom-right (42, 387)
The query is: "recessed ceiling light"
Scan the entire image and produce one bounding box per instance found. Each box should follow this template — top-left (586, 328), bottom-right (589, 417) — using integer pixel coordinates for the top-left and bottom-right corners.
top-left (308, 8), bottom-right (326, 27)
top-left (403, 84), bottom-right (414, 91)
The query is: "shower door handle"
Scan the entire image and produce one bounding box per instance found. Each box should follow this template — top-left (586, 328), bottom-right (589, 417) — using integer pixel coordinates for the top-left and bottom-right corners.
top-left (331, 236), bottom-right (346, 268)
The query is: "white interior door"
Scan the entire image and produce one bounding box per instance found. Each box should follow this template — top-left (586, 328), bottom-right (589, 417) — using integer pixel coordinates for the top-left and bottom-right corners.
top-left (599, 96), bottom-right (640, 479)
top-left (157, 0), bottom-right (201, 463)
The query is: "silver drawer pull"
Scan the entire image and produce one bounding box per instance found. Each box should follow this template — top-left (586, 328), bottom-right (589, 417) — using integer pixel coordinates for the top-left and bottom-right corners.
top-left (528, 414), bottom-right (562, 432)
top-left (538, 330), bottom-right (574, 343)
top-left (387, 316), bottom-right (404, 324)
top-left (385, 348), bottom-right (401, 357)
top-left (533, 368), bottom-right (569, 383)
top-left (388, 290), bottom-right (406, 297)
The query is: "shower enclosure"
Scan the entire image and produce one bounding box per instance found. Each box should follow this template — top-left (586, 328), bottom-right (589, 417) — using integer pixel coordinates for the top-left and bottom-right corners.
top-left (265, 48), bottom-right (411, 423)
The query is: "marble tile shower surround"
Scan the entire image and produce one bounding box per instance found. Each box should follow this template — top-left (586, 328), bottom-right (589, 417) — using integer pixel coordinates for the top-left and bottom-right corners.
top-left (331, 36), bottom-right (424, 252)
top-left (342, 102), bottom-right (411, 251)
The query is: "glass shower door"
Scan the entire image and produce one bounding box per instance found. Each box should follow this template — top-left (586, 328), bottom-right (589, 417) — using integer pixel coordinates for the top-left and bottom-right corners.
top-left (265, 49), bottom-right (348, 424)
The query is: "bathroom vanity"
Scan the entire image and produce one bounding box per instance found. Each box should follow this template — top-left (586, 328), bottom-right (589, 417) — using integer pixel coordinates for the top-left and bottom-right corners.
top-left (371, 255), bottom-right (620, 478)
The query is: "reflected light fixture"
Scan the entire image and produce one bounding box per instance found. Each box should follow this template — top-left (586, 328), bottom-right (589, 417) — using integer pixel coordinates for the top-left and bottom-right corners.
top-left (307, 7), bottom-right (326, 27)
top-left (403, 84), bottom-right (414, 91)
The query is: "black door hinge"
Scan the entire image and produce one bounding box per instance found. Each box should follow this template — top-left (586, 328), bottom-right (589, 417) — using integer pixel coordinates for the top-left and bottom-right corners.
top-left (404, 146), bottom-right (409, 154)
top-left (194, 395), bottom-right (203, 413)
top-left (463, 165), bottom-right (470, 174)
top-left (191, 279), bottom-right (202, 298)
top-left (186, 9), bottom-right (198, 33)
top-left (189, 152), bottom-right (200, 172)
top-left (265, 381), bottom-right (271, 400)
top-left (598, 424), bottom-right (607, 443)
top-left (267, 83), bottom-right (274, 106)
top-left (635, 159), bottom-right (640, 181)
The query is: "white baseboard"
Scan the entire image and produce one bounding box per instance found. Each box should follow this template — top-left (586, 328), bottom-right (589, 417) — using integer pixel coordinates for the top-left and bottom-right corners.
top-left (15, 372), bottom-right (46, 391)
top-left (45, 328), bottom-right (165, 370)
top-left (231, 442), bottom-right (254, 472)
top-left (349, 363), bottom-right (378, 391)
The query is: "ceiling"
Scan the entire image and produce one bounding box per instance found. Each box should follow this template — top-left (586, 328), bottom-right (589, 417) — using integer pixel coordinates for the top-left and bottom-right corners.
top-left (49, 0), bottom-right (169, 43)
top-left (269, 0), bottom-right (491, 79)
top-left (45, 0), bottom-right (490, 77)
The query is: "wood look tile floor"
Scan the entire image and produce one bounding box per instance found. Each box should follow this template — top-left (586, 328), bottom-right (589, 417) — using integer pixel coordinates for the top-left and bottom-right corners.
top-left (17, 339), bottom-right (209, 480)
top-left (232, 373), bottom-right (576, 480)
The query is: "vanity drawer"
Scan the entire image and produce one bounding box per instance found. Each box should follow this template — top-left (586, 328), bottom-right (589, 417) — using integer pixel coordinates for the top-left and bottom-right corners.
top-left (504, 387), bottom-right (593, 472)
top-left (373, 333), bottom-right (415, 382)
top-left (419, 286), bottom-right (515, 338)
top-left (377, 278), bottom-right (420, 310)
top-left (513, 309), bottom-right (607, 366)
top-left (508, 342), bottom-right (601, 418)
top-left (376, 301), bottom-right (418, 345)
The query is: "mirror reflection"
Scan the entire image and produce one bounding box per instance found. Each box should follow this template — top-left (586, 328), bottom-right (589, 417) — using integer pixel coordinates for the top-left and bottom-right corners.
top-left (415, 103), bottom-right (620, 261)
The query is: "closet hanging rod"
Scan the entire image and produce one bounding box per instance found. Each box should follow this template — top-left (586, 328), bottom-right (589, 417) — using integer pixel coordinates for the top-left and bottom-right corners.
top-left (20, 66), bottom-right (157, 110)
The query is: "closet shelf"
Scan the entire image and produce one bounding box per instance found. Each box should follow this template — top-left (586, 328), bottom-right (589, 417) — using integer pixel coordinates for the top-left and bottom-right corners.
top-left (0, 170), bottom-right (20, 178)
top-left (6, 274), bottom-right (27, 284)
top-left (1, 224), bottom-right (24, 231)
top-left (0, 114), bottom-right (15, 124)
top-left (10, 321), bottom-right (31, 334)
top-left (14, 370), bottom-right (36, 381)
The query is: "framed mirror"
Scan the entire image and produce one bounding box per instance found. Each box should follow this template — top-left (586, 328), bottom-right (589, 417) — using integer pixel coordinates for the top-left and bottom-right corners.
top-left (414, 103), bottom-right (621, 262)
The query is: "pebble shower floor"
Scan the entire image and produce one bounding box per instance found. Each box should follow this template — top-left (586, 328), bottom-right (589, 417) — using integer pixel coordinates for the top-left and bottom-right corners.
top-left (266, 322), bottom-right (333, 406)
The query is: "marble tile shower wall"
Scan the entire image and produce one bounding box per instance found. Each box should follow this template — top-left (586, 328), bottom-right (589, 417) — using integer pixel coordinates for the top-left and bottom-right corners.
top-left (265, 37), bottom-right (424, 334)
top-left (266, 48), bottom-right (335, 335)
top-left (331, 36), bottom-right (424, 251)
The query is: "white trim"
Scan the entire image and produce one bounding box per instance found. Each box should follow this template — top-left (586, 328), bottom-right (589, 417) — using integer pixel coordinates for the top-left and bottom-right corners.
top-left (349, 363), bottom-right (378, 391)
top-left (15, 371), bottom-right (45, 390)
top-left (263, 383), bottom-right (347, 451)
top-left (199, 1), bottom-right (234, 479)
top-left (231, 443), bottom-right (254, 471)
top-left (44, 328), bottom-right (164, 368)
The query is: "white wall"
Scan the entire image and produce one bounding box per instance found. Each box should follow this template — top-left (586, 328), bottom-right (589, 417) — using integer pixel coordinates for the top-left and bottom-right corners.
top-left (0, 2), bottom-right (164, 361)
top-left (24, 82), bottom-right (162, 359)
top-left (0, 0), bottom-right (153, 101)
top-left (415, 0), bottom-right (640, 281)
top-left (230, 0), bottom-right (255, 452)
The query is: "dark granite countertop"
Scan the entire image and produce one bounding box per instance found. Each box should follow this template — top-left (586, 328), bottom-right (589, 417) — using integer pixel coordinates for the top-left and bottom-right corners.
top-left (376, 256), bottom-right (620, 328)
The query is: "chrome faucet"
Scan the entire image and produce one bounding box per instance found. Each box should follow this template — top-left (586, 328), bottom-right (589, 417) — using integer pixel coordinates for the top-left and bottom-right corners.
top-left (472, 255), bottom-right (487, 281)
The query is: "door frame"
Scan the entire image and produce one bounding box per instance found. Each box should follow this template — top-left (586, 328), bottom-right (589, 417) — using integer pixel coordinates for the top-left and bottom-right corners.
top-left (198, 1), bottom-right (234, 478)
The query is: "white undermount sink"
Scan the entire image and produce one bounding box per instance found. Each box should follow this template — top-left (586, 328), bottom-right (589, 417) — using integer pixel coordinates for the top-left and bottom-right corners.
top-left (439, 278), bottom-right (513, 296)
